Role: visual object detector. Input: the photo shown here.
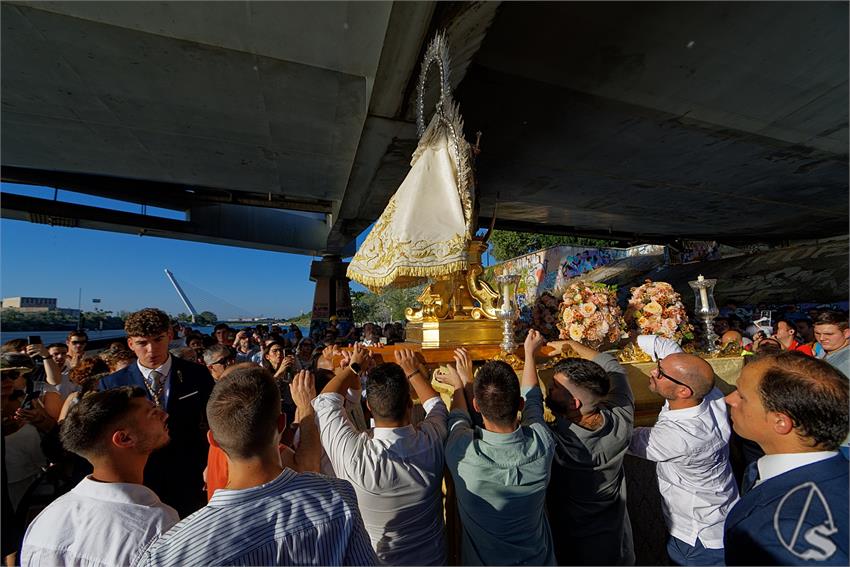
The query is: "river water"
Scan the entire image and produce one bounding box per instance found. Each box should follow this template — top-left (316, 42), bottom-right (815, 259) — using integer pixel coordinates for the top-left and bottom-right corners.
top-left (0, 324), bottom-right (309, 345)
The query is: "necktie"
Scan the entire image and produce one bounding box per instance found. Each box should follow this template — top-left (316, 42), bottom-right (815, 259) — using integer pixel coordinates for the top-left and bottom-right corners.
top-left (147, 369), bottom-right (164, 408)
top-left (741, 461), bottom-right (760, 495)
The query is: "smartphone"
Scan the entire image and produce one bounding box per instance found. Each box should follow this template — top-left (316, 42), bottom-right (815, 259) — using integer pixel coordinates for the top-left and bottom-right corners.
top-left (27, 335), bottom-right (42, 345)
top-left (21, 390), bottom-right (41, 410)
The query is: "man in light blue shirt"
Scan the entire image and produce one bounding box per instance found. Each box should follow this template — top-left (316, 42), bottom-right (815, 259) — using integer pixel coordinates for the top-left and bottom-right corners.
top-left (136, 365), bottom-right (376, 566)
top-left (436, 331), bottom-right (556, 566)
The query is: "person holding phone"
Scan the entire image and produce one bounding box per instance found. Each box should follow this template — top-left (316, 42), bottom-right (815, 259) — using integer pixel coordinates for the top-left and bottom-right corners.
top-left (2, 337), bottom-right (64, 419)
top-left (1, 353), bottom-right (53, 521)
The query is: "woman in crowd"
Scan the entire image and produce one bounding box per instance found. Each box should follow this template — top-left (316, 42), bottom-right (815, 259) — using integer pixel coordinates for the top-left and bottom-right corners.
top-left (103, 348), bottom-right (135, 372)
top-left (57, 358), bottom-right (111, 422)
top-left (294, 338), bottom-right (316, 371)
top-left (233, 329), bottom-right (259, 363)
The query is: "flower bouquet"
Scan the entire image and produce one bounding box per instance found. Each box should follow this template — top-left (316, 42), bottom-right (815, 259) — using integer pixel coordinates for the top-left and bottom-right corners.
top-left (557, 282), bottom-right (627, 349)
top-left (625, 280), bottom-right (694, 343)
top-left (514, 291), bottom-right (562, 343)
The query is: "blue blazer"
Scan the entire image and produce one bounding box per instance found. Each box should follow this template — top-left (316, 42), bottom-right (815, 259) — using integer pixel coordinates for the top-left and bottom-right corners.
top-left (725, 455), bottom-right (848, 565)
top-left (100, 356), bottom-right (214, 517)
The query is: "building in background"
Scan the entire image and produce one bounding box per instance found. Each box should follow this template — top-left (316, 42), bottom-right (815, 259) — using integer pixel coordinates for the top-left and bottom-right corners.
top-left (2, 296), bottom-right (57, 312)
top-left (1, 296), bottom-right (81, 317)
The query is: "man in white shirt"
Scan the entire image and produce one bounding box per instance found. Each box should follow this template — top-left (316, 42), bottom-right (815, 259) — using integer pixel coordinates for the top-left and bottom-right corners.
top-left (312, 344), bottom-right (448, 565)
top-left (21, 386), bottom-right (178, 566)
top-left (136, 365), bottom-right (375, 566)
top-left (628, 348), bottom-right (738, 566)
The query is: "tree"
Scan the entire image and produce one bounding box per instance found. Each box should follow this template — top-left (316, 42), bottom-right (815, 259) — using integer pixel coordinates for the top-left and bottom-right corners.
top-left (489, 230), bottom-right (618, 262)
top-left (196, 311), bottom-right (218, 325)
top-left (350, 285), bottom-right (425, 323)
top-left (351, 291), bottom-right (378, 323)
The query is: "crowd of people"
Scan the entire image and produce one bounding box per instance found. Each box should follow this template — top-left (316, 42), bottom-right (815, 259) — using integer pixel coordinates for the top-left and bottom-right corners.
top-left (0, 305), bottom-right (847, 566)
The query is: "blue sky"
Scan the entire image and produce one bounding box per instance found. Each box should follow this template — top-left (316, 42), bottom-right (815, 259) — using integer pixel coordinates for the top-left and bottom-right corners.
top-left (0, 183), bottom-right (354, 319)
top-left (1, 183), bottom-right (497, 320)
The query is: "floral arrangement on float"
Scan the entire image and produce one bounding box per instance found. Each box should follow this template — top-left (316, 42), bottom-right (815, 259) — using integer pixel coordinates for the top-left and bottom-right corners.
top-left (625, 279), bottom-right (694, 343)
top-left (514, 291), bottom-right (562, 342)
top-left (557, 281), bottom-right (627, 349)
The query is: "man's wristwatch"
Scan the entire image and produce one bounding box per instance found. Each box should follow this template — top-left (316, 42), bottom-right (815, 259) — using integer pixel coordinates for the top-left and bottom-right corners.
top-left (348, 362), bottom-right (362, 375)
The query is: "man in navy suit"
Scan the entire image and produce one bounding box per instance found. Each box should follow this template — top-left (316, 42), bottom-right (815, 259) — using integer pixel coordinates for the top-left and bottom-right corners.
top-left (724, 351), bottom-right (848, 565)
top-left (100, 308), bottom-right (214, 518)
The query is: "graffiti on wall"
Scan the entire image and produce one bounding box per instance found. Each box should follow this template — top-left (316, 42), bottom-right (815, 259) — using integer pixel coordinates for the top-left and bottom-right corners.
top-left (668, 240), bottom-right (721, 264)
top-left (486, 244), bottom-right (665, 314)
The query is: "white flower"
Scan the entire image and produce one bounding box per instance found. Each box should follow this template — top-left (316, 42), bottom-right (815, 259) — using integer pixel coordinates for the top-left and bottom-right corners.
top-left (569, 323), bottom-right (585, 341)
top-left (643, 301), bottom-right (663, 315)
top-left (579, 302), bottom-right (597, 317)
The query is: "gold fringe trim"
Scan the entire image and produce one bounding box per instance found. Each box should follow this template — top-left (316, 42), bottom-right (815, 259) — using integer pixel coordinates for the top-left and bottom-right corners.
top-left (349, 260), bottom-right (469, 293)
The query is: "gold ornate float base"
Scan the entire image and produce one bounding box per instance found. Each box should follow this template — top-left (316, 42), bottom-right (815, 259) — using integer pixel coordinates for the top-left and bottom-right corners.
top-left (405, 319), bottom-right (503, 349)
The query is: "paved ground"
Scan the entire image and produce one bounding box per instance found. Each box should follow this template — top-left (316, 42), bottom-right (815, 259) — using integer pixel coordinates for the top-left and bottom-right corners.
top-left (625, 455), bottom-right (671, 565)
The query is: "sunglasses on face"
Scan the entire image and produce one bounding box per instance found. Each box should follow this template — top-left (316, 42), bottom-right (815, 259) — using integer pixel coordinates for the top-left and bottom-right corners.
top-left (654, 352), bottom-right (694, 396)
top-left (211, 357), bottom-right (235, 367)
top-left (71, 341), bottom-right (87, 345)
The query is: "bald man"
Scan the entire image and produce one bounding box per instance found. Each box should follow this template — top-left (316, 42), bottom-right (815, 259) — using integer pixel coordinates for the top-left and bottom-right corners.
top-left (628, 353), bottom-right (739, 566)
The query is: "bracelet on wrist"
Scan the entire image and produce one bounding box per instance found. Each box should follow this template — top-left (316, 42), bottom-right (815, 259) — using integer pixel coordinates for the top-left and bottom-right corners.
top-left (406, 369), bottom-right (421, 380)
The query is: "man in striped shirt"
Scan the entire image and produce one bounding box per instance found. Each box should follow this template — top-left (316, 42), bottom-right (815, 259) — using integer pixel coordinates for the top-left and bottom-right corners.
top-left (135, 365), bottom-right (376, 566)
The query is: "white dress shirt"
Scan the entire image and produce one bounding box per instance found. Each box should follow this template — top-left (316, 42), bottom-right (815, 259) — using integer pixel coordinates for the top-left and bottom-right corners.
top-left (137, 356), bottom-right (173, 407)
top-left (21, 476), bottom-right (178, 567)
top-left (636, 334), bottom-right (684, 361)
top-left (628, 388), bottom-right (739, 549)
top-left (312, 393), bottom-right (449, 565)
top-left (756, 451), bottom-right (839, 486)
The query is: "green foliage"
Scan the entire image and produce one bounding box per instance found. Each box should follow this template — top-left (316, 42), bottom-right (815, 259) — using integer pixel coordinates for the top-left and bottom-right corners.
top-left (350, 285), bottom-right (425, 323)
top-left (288, 312), bottom-right (312, 326)
top-left (0, 308), bottom-right (124, 331)
top-left (489, 230), bottom-right (618, 262)
top-left (195, 311), bottom-right (218, 325)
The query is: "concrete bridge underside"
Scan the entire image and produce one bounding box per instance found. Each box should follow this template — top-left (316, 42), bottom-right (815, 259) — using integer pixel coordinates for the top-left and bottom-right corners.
top-left (2, 1), bottom-right (847, 255)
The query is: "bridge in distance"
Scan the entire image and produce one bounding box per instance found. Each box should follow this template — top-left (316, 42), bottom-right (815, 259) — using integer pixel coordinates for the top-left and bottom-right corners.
top-left (1, 1), bottom-right (847, 257)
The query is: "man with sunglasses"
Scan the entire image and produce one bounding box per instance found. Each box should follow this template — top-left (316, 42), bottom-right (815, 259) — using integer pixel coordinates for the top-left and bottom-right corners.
top-left (202, 345), bottom-right (236, 381)
top-left (628, 344), bottom-right (738, 566)
top-left (65, 330), bottom-right (89, 370)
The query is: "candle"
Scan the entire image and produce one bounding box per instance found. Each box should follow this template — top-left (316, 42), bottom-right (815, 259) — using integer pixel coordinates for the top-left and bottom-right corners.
top-left (697, 274), bottom-right (709, 312)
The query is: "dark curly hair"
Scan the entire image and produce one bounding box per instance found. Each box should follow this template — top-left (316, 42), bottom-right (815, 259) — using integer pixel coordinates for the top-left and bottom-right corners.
top-left (124, 308), bottom-right (171, 338)
top-left (758, 351), bottom-right (849, 450)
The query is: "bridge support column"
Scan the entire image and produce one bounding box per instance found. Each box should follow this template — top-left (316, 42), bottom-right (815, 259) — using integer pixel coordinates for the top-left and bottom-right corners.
top-left (309, 255), bottom-right (352, 342)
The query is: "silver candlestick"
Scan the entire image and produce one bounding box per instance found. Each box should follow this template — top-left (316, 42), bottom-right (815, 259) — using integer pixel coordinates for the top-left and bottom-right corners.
top-left (688, 275), bottom-right (720, 353)
top-left (495, 274), bottom-right (521, 353)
